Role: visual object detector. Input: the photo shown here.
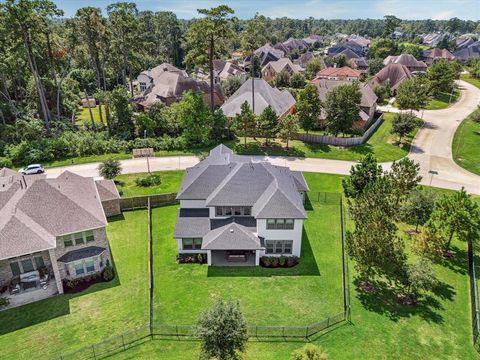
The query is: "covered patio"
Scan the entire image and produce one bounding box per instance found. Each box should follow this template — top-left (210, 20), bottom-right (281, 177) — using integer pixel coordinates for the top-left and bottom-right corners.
top-left (2, 281), bottom-right (58, 310)
top-left (210, 250), bottom-right (257, 267)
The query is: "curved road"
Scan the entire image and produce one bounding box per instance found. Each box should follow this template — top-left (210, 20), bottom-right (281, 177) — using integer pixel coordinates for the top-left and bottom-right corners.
top-left (46, 80), bottom-right (480, 194)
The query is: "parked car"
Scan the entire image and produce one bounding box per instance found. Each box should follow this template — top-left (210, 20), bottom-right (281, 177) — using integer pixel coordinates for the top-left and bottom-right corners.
top-left (18, 164), bottom-right (45, 175)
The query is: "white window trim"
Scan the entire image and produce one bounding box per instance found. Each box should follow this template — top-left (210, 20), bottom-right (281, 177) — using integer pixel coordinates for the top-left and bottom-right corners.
top-left (265, 240), bottom-right (293, 255)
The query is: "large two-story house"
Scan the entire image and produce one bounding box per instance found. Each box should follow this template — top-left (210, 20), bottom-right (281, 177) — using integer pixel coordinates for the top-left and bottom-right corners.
top-left (0, 168), bottom-right (120, 308)
top-left (173, 145), bottom-right (309, 266)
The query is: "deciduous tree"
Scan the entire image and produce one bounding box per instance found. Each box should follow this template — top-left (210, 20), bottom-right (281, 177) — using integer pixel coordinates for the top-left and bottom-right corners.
top-left (396, 77), bottom-right (429, 113)
top-left (195, 299), bottom-right (248, 360)
top-left (278, 114), bottom-right (299, 149)
top-left (325, 82), bottom-right (361, 136)
top-left (401, 190), bottom-right (436, 232)
top-left (296, 84), bottom-right (321, 133)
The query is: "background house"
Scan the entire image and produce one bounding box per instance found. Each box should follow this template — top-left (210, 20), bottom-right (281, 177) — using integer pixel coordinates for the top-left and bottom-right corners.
top-left (316, 66), bottom-right (361, 81)
top-left (197, 59), bottom-right (248, 84)
top-left (369, 63), bottom-right (413, 95)
top-left (422, 48), bottom-right (455, 65)
top-left (174, 145), bottom-right (308, 266)
top-left (220, 78), bottom-right (296, 118)
top-left (134, 63), bottom-right (224, 110)
top-left (383, 54), bottom-right (427, 73)
top-left (312, 78), bottom-right (377, 128)
top-left (261, 58), bottom-right (303, 81)
top-left (0, 169), bottom-right (118, 308)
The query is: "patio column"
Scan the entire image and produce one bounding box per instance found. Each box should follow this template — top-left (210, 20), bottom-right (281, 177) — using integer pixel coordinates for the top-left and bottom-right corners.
top-left (48, 249), bottom-right (64, 294)
top-left (255, 250), bottom-right (260, 266)
top-left (207, 251), bottom-right (212, 266)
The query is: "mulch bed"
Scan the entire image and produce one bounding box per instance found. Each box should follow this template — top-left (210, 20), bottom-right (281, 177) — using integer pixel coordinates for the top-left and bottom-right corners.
top-left (63, 276), bottom-right (113, 294)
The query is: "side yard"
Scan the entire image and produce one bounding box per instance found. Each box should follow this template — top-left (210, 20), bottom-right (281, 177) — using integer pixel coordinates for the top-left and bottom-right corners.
top-left (0, 211), bottom-right (149, 360)
top-left (452, 109), bottom-right (480, 175)
top-left (461, 73), bottom-right (480, 90)
top-left (235, 113), bottom-right (421, 162)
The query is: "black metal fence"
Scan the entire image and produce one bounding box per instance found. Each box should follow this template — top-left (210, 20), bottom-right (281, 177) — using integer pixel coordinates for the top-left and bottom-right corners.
top-left (468, 241), bottom-right (480, 352)
top-left (54, 311), bottom-right (347, 360)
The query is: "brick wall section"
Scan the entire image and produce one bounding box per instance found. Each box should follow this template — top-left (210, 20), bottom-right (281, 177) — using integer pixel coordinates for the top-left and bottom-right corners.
top-left (54, 227), bottom-right (112, 280)
top-left (102, 199), bottom-right (121, 217)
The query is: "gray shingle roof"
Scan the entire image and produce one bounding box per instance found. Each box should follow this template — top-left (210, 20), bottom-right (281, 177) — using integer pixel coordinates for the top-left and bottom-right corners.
top-left (220, 78), bottom-right (295, 117)
top-left (96, 179), bottom-right (121, 202)
top-left (202, 223), bottom-right (262, 250)
top-left (57, 246), bottom-right (106, 263)
top-left (0, 169), bottom-right (109, 260)
top-left (176, 145), bottom-right (307, 219)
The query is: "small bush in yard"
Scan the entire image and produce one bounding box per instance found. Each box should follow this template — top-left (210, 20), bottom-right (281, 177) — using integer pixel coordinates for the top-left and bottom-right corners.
top-left (291, 343), bottom-right (328, 360)
top-left (270, 257), bottom-right (279, 267)
top-left (135, 174), bottom-right (161, 187)
top-left (279, 256), bottom-right (286, 266)
top-left (98, 158), bottom-right (122, 179)
top-left (102, 264), bottom-right (115, 281)
top-left (260, 256), bottom-right (271, 267)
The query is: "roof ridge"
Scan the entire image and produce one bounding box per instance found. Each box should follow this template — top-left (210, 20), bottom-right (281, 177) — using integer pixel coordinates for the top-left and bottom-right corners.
top-left (205, 162), bottom-right (243, 205)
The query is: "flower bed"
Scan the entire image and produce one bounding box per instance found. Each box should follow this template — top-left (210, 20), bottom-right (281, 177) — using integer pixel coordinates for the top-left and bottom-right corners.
top-left (62, 267), bottom-right (115, 294)
top-left (260, 256), bottom-right (299, 268)
top-left (176, 253), bottom-right (207, 264)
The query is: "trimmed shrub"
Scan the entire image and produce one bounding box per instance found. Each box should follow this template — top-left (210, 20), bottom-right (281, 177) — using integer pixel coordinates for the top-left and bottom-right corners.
top-left (98, 158), bottom-right (122, 179)
top-left (135, 174), bottom-right (161, 187)
top-left (270, 257), bottom-right (279, 267)
top-left (102, 264), bottom-right (115, 281)
top-left (279, 256), bottom-right (286, 267)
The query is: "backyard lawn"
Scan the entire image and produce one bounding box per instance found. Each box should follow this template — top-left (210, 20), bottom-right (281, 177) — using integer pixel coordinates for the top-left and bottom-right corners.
top-left (151, 198), bottom-right (345, 326)
top-left (235, 113), bottom-right (421, 162)
top-left (116, 170), bottom-right (184, 197)
top-left (452, 109), bottom-right (480, 175)
top-left (0, 211), bottom-right (149, 360)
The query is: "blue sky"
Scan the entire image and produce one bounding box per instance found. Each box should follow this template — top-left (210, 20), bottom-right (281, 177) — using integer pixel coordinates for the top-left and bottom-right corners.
top-left (53, 0), bottom-right (479, 20)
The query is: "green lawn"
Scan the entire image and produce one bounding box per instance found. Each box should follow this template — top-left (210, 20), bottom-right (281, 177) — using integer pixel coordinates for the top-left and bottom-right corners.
top-left (461, 73), bottom-right (480, 89)
top-left (452, 109), bottom-right (480, 175)
top-left (152, 198), bottom-right (344, 326)
top-left (393, 89), bottom-right (460, 110)
top-left (0, 211), bottom-right (149, 360)
top-left (116, 170), bottom-right (184, 197)
top-left (235, 113), bottom-right (421, 162)
top-left (75, 105), bottom-right (107, 127)
top-left (426, 89), bottom-right (460, 110)
top-left (112, 172), bottom-right (479, 359)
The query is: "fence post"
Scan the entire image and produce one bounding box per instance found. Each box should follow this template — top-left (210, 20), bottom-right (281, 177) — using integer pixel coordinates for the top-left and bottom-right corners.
top-left (340, 196), bottom-right (348, 319)
top-left (148, 197), bottom-right (154, 339)
top-left (282, 326), bottom-right (285, 338)
top-left (305, 326), bottom-right (309, 338)
top-left (255, 326), bottom-right (258, 338)
top-left (122, 334), bottom-right (126, 351)
top-left (91, 345), bottom-right (97, 360)
top-left (176, 325), bottom-right (179, 338)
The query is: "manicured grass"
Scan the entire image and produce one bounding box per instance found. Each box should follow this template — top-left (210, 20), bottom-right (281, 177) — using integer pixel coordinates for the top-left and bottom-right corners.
top-left (461, 73), bottom-right (480, 89)
top-left (0, 211), bottom-right (149, 360)
top-left (452, 109), bottom-right (480, 175)
top-left (113, 173), bottom-right (479, 359)
top-left (115, 170), bottom-right (184, 197)
top-left (393, 89), bottom-right (460, 110)
top-left (425, 89), bottom-right (460, 110)
top-left (75, 105), bottom-right (107, 127)
top-left (151, 198), bottom-right (344, 326)
top-left (235, 113), bottom-right (421, 162)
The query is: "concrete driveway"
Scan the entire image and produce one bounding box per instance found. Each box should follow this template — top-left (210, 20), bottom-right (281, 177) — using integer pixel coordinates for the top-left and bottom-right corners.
top-left (46, 80), bottom-right (480, 194)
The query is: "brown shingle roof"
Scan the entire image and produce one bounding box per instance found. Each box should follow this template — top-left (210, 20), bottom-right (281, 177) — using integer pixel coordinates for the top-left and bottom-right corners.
top-left (369, 63), bottom-right (413, 92)
top-left (0, 170), bottom-right (109, 260)
top-left (317, 66), bottom-right (361, 78)
top-left (383, 54), bottom-right (427, 71)
top-left (424, 48), bottom-right (455, 60)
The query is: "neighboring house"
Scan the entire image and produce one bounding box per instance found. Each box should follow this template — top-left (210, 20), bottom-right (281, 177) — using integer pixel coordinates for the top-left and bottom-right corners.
top-left (220, 78), bottom-right (296, 118)
top-left (347, 34), bottom-right (371, 50)
top-left (261, 58), bottom-right (303, 81)
top-left (295, 51), bottom-right (326, 69)
top-left (0, 168), bottom-right (118, 308)
top-left (174, 144), bottom-right (309, 266)
top-left (454, 41), bottom-right (480, 62)
top-left (327, 41), bottom-right (365, 57)
top-left (134, 63), bottom-right (224, 110)
top-left (316, 66), bottom-right (361, 81)
top-left (312, 78), bottom-right (377, 128)
top-left (455, 34), bottom-right (477, 49)
top-left (197, 60), bottom-right (248, 84)
top-left (422, 48), bottom-right (455, 65)
top-left (369, 63), bottom-right (413, 95)
top-left (383, 54), bottom-right (427, 73)
top-left (333, 48), bottom-right (369, 72)
top-left (248, 43), bottom-right (285, 68)
top-left (393, 31), bottom-right (404, 39)
top-left (274, 38), bottom-right (309, 55)
top-left (422, 32), bottom-right (452, 47)
top-left (303, 35), bottom-right (323, 47)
